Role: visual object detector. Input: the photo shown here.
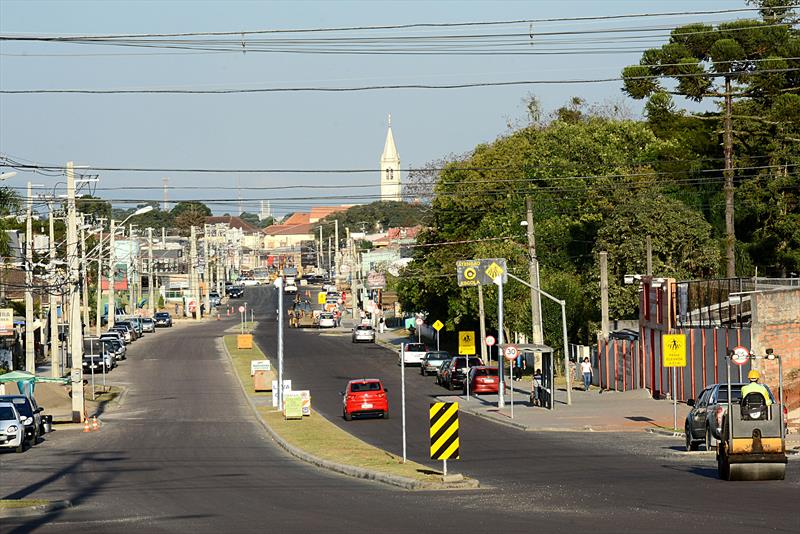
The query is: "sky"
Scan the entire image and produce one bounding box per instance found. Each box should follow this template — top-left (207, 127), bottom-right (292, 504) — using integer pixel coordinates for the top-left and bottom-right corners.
top-left (0, 0), bottom-right (755, 217)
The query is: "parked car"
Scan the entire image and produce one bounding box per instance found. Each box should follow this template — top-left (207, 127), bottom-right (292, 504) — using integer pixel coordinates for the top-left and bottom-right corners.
top-left (141, 317), bottom-right (156, 333)
top-left (285, 281), bottom-right (298, 294)
top-left (110, 325), bottom-right (133, 343)
top-left (351, 325), bottom-right (376, 343)
top-left (100, 338), bottom-right (126, 360)
top-left (84, 337), bottom-right (116, 370)
top-left (115, 322), bottom-right (138, 341)
top-left (126, 317), bottom-right (145, 337)
top-left (685, 382), bottom-right (777, 451)
top-left (341, 379), bottom-right (389, 420)
top-left (398, 343), bottom-right (428, 366)
top-left (438, 356), bottom-right (484, 390)
top-left (0, 402), bottom-right (26, 453)
top-left (420, 351), bottom-right (451, 376)
top-left (153, 312), bottom-right (173, 328)
top-left (100, 330), bottom-right (126, 346)
top-left (83, 354), bottom-right (111, 374)
top-left (463, 366), bottom-right (500, 395)
top-left (0, 395), bottom-right (44, 445)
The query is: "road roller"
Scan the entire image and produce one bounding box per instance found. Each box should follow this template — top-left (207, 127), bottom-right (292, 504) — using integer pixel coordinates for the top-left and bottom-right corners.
top-left (717, 349), bottom-right (787, 481)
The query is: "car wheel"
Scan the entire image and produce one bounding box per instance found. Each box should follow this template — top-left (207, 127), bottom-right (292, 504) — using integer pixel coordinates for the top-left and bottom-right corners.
top-left (705, 425), bottom-right (715, 451)
top-left (685, 425), bottom-right (699, 452)
top-left (383, 410), bottom-right (389, 419)
top-left (447, 380), bottom-right (455, 391)
top-left (344, 410), bottom-right (352, 421)
top-left (15, 442), bottom-right (24, 453)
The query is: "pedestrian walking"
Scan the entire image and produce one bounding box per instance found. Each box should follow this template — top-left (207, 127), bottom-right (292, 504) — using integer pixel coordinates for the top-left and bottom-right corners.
top-left (580, 357), bottom-right (592, 391)
top-left (531, 368), bottom-right (543, 406)
top-left (378, 316), bottom-right (385, 334)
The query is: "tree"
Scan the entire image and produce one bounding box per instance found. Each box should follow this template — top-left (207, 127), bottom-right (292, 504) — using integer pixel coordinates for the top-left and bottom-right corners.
top-left (171, 201), bottom-right (211, 218)
top-left (621, 1), bottom-right (800, 276)
top-left (76, 194), bottom-right (112, 223)
top-left (239, 211), bottom-right (261, 227)
top-left (319, 201), bottom-right (429, 233)
top-left (0, 186), bottom-right (20, 257)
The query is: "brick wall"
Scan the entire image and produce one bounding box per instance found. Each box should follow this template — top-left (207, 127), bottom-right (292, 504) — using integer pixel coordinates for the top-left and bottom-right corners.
top-left (751, 288), bottom-right (800, 430)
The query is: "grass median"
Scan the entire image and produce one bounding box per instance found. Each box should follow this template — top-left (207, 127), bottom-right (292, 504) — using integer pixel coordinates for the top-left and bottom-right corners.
top-left (0, 499), bottom-right (50, 509)
top-left (224, 335), bottom-right (445, 484)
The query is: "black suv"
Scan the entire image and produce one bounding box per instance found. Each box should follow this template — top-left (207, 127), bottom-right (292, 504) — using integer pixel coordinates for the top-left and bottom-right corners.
top-left (154, 312), bottom-right (173, 328)
top-left (227, 286), bottom-right (244, 299)
top-left (438, 356), bottom-right (484, 390)
top-left (0, 395), bottom-right (44, 444)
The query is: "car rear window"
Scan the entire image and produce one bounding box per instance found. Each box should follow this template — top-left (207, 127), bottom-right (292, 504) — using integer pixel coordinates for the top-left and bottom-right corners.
top-left (1, 398), bottom-right (32, 416)
top-left (454, 358), bottom-right (483, 368)
top-left (406, 344), bottom-right (426, 352)
top-left (357, 326), bottom-right (373, 331)
top-left (715, 386), bottom-right (743, 403)
top-left (351, 382), bottom-right (382, 392)
top-left (425, 352), bottom-right (449, 361)
top-left (0, 406), bottom-right (17, 419)
top-left (474, 368), bottom-right (498, 376)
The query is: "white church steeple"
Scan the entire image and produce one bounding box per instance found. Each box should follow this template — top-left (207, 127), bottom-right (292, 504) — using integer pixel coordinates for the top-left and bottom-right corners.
top-left (380, 113), bottom-right (401, 202)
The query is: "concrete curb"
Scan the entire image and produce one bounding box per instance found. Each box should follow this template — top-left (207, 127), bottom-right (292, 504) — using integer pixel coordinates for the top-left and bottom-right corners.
top-left (644, 427), bottom-right (684, 438)
top-left (0, 500), bottom-right (72, 518)
top-left (218, 337), bottom-right (478, 491)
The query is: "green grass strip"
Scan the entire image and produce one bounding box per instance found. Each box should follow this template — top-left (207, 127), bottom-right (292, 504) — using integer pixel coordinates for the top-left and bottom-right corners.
top-left (0, 499), bottom-right (51, 509)
top-left (224, 334), bottom-right (444, 483)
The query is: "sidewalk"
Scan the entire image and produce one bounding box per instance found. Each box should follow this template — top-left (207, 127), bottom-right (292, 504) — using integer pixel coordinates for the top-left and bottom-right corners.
top-left (364, 325), bottom-right (799, 449)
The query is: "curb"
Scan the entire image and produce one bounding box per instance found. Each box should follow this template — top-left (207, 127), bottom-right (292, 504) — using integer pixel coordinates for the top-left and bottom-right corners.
top-left (644, 427), bottom-right (684, 438)
top-left (0, 500), bottom-right (72, 518)
top-left (218, 337), bottom-right (478, 491)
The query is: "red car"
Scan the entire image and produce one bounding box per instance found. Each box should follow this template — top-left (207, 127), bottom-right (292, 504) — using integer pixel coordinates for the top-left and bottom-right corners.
top-left (463, 366), bottom-right (499, 395)
top-left (342, 379), bottom-right (389, 420)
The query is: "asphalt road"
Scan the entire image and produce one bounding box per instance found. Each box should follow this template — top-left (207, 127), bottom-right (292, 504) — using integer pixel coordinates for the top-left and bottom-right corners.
top-left (2, 285), bottom-right (797, 533)
top-left (248, 285), bottom-right (800, 532)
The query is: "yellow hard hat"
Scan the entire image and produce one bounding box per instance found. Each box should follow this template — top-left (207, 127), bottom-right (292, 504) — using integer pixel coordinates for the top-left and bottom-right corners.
top-left (747, 369), bottom-right (760, 381)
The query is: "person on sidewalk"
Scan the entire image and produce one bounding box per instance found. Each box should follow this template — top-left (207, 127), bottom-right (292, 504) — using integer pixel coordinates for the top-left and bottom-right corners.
top-left (580, 357), bottom-right (592, 391)
top-left (531, 368), bottom-right (543, 406)
top-left (378, 316), bottom-right (385, 334)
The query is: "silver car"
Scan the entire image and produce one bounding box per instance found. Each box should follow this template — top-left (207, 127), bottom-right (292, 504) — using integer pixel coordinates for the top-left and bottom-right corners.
top-left (0, 402), bottom-right (25, 453)
top-left (141, 317), bottom-right (156, 333)
top-left (420, 351), bottom-right (451, 376)
top-left (352, 325), bottom-right (376, 343)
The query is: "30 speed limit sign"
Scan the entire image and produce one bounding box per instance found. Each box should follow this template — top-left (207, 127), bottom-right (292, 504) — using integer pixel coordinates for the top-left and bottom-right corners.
top-left (504, 345), bottom-right (519, 361)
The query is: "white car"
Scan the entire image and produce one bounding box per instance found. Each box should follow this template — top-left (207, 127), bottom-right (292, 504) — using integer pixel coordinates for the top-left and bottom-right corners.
top-left (318, 312), bottom-right (336, 328)
top-left (240, 278), bottom-right (259, 286)
top-left (0, 402), bottom-right (26, 453)
top-left (285, 283), bottom-right (298, 294)
top-left (399, 342), bottom-right (428, 366)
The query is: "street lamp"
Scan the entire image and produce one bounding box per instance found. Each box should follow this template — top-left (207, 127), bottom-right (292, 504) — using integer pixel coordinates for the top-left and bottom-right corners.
top-left (0, 171), bottom-right (17, 181)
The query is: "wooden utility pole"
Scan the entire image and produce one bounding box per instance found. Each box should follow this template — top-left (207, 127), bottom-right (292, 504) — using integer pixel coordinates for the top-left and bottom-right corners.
top-left (600, 251), bottom-right (609, 340)
top-left (646, 235), bottom-right (653, 277)
top-left (526, 198), bottom-right (544, 345)
top-left (723, 76), bottom-right (736, 278)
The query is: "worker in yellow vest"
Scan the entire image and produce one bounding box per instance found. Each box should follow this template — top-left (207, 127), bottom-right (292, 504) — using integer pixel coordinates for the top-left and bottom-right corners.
top-left (741, 369), bottom-right (772, 406)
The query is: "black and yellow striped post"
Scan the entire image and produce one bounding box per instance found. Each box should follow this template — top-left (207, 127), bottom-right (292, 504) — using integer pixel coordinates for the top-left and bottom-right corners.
top-left (430, 402), bottom-right (460, 475)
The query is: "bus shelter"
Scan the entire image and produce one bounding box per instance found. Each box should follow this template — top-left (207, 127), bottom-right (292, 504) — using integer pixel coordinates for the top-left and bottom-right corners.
top-left (516, 344), bottom-right (555, 410)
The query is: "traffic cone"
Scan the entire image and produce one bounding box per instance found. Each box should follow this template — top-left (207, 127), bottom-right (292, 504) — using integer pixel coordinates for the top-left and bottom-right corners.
top-left (83, 418), bottom-right (91, 433)
top-left (92, 416), bottom-right (100, 431)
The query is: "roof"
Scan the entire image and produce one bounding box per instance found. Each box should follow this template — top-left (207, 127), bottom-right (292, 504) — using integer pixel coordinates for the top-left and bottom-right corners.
top-left (283, 212), bottom-right (311, 225)
top-left (204, 216), bottom-right (259, 233)
top-left (309, 205), bottom-right (350, 223)
top-left (381, 117), bottom-right (399, 162)
top-left (262, 222), bottom-right (316, 236)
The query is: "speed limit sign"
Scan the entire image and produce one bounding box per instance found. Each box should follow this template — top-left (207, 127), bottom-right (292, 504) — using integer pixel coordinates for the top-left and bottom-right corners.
top-left (238, 305), bottom-right (245, 313)
top-left (504, 345), bottom-right (519, 361)
top-left (732, 346), bottom-right (749, 365)
top-left (485, 335), bottom-right (496, 347)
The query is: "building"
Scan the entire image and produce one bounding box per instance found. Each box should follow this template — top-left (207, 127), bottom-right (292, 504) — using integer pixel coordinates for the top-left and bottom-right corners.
top-left (380, 114), bottom-right (401, 202)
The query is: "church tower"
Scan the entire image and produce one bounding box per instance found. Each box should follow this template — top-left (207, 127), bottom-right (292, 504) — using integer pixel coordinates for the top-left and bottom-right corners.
top-left (380, 114), bottom-right (402, 202)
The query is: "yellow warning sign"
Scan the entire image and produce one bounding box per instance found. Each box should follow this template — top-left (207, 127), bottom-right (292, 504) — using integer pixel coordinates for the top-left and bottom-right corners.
top-left (430, 402), bottom-right (460, 460)
top-left (432, 320), bottom-right (444, 332)
top-left (458, 331), bottom-right (475, 355)
top-left (317, 292), bottom-right (327, 305)
top-left (662, 334), bottom-right (687, 367)
top-left (464, 267), bottom-right (477, 281)
top-left (484, 261), bottom-right (505, 281)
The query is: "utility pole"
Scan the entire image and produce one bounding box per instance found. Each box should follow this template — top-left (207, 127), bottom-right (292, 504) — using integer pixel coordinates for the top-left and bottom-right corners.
top-left (723, 76), bottom-right (736, 278)
top-left (526, 198), bottom-right (544, 345)
top-left (646, 235), bottom-right (653, 277)
top-left (203, 225), bottom-right (210, 315)
top-left (80, 214), bottom-right (90, 328)
top-left (495, 277), bottom-right (505, 408)
top-left (318, 226), bottom-right (323, 272)
top-left (190, 225), bottom-right (198, 318)
top-left (48, 201), bottom-right (60, 377)
top-left (148, 227), bottom-right (155, 314)
top-left (66, 162), bottom-right (85, 422)
top-left (600, 251), bottom-right (609, 340)
top-left (334, 219), bottom-right (339, 278)
top-left (477, 284), bottom-right (487, 362)
top-left (327, 236), bottom-right (332, 275)
top-left (95, 218), bottom-right (106, 336)
top-left (108, 219), bottom-right (116, 328)
top-left (25, 181), bottom-right (35, 373)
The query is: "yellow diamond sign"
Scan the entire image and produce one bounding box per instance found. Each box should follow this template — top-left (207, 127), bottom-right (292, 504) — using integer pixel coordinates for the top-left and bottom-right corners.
top-left (484, 261), bottom-right (504, 281)
top-left (432, 320), bottom-right (444, 332)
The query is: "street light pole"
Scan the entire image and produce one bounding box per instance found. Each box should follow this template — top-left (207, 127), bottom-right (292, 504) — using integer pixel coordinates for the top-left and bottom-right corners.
top-left (66, 162), bottom-right (85, 422)
top-left (148, 227), bottom-right (155, 314)
top-left (48, 201), bottom-right (60, 378)
top-left (80, 214), bottom-right (90, 328)
top-left (95, 219), bottom-right (105, 336)
top-left (25, 181), bottom-right (35, 373)
top-left (108, 219), bottom-right (116, 328)
top-left (274, 276), bottom-right (285, 409)
top-left (495, 276), bottom-right (505, 409)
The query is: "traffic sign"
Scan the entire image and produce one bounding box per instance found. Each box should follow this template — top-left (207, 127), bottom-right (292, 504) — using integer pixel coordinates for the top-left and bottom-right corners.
top-left (662, 334), bottom-right (687, 367)
top-left (732, 346), bottom-right (750, 366)
top-left (430, 402), bottom-right (460, 460)
top-left (456, 258), bottom-right (508, 287)
top-left (432, 320), bottom-right (444, 332)
top-left (238, 305), bottom-right (245, 313)
top-left (485, 335), bottom-right (496, 347)
top-left (317, 292), bottom-right (326, 305)
top-left (415, 317), bottom-right (424, 326)
top-left (458, 331), bottom-right (476, 355)
top-left (504, 345), bottom-right (519, 361)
